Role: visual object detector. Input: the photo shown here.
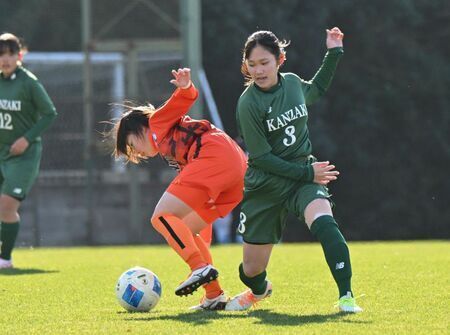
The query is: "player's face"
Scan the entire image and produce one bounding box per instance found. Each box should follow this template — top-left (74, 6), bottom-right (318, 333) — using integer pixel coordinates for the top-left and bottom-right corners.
top-left (0, 51), bottom-right (20, 78)
top-left (246, 45), bottom-right (280, 90)
top-left (127, 129), bottom-right (158, 159)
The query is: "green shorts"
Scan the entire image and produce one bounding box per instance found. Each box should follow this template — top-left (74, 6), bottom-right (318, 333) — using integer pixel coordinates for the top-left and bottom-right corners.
top-left (0, 142), bottom-right (42, 200)
top-left (238, 166), bottom-right (332, 244)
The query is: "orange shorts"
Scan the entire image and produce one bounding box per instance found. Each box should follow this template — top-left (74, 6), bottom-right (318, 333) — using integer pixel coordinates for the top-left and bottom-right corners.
top-left (167, 130), bottom-right (247, 225)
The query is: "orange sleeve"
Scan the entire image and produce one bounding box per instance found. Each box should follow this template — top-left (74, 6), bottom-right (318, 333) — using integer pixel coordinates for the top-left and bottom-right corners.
top-left (150, 84), bottom-right (199, 138)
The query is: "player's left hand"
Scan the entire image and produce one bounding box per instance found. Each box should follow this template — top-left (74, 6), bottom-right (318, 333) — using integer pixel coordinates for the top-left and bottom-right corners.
top-left (170, 68), bottom-right (192, 89)
top-left (326, 27), bottom-right (344, 49)
top-left (9, 136), bottom-right (29, 156)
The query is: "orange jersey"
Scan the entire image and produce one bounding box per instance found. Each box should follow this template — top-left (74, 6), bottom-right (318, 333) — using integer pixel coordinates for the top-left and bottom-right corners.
top-left (148, 84), bottom-right (215, 171)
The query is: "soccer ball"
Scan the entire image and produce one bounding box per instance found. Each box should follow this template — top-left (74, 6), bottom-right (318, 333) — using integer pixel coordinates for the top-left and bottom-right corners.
top-left (116, 266), bottom-right (162, 312)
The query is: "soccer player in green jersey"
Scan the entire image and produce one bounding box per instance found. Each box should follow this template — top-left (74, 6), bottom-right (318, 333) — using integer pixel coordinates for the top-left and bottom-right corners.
top-left (0, 33), bottom-right (57, 269)
top-left (225, 28), bottom-right (362, 313)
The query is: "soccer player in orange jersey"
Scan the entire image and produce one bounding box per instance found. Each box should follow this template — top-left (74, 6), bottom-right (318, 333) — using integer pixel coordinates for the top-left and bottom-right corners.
top-left (111, 68), bottom-right (247, 310)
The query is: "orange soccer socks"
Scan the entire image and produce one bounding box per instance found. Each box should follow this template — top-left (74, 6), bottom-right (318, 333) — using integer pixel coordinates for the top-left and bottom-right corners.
top-left (194, 233), bottom-right (223, 299)
top-left (199, 224), bottom-right (213, 247)
top-left (151, 215), bottom-right (206, 271)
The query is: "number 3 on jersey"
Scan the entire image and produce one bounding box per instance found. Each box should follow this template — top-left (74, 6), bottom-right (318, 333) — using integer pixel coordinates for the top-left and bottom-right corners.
top-left (0, 112), bottom-right (13, 130)
top-left (283, 125), bottom-right (296, 146)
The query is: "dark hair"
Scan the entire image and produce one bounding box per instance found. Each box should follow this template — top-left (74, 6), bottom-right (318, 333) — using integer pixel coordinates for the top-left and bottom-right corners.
top-left (112, 105), bottom-right (155, 163)
top-left (241, 30), bottom-right (290, 85)
top-left (0, 32), bottom-right (23, 55)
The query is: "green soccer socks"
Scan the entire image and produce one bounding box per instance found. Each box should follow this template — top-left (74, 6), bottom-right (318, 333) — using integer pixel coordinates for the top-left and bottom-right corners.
top-left (239, 262), bottom-right (268, 295)
top-left (310, 215), bottom-right (352, 298)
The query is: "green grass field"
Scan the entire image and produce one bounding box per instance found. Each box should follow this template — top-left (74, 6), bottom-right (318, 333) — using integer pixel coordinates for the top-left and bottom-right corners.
top-left (0, 241), bottom-right (448, 334)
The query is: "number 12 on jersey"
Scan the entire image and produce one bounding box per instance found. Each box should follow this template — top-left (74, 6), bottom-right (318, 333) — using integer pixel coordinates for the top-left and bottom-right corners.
top-left (0, 112), bottom-right (13, 130)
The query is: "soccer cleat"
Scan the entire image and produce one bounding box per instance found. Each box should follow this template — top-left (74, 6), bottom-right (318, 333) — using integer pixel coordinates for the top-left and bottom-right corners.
top-left (189, 292), bottom-right (228, 310)
top-left (225, 280), bottom-right (272, 311)
top-left (337, 292), bottom-right (363, 313)
top-left (175, 264), bottom-right (219, 296)
top-left (0, 257), bottom-right (13, 269)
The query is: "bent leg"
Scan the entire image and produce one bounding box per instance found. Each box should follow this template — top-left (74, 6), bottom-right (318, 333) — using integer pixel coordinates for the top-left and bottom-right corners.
top-left (305, 198), bottom-right (353, 298)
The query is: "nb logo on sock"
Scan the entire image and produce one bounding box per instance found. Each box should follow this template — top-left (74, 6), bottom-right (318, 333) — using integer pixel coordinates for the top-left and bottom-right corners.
top-left (336, 262), bottom-right (345, 270)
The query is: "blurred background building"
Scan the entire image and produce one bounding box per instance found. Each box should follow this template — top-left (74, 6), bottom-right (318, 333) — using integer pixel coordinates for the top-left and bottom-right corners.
top-left (1, 0), bottom-right (448, 246)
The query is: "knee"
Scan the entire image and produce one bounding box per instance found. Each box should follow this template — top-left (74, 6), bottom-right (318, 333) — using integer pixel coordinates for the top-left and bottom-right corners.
top-left (150, 213), bottom-right (180, 234)
top-left (0, 203), bottom-right (13, 215)
top-left (0, 197), bottom-right (19, 216)
top-left (150, 213), bottom-right (169, 231)
top-left (304, 198), bottom-right (333, 228)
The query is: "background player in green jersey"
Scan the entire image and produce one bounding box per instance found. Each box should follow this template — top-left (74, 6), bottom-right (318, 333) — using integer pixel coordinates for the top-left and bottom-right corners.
top-left (0, 33), bottom-right (57, 268)
top-left (225, 27), bottom-right (362, 313)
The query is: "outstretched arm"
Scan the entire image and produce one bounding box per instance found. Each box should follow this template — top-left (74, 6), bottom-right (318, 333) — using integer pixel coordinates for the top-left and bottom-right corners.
top-left (150, 68), bottom-right (198, 134)
top-left (302, 27), bottom-right (344, 105)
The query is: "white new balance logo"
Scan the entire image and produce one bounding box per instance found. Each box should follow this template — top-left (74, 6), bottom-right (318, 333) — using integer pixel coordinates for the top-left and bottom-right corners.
top-left (336, 262), bottom-right (345, 270)
top-left (317, 190), bottom-right (325, 196)
top-left (13, 188), bottom-right (22, 195)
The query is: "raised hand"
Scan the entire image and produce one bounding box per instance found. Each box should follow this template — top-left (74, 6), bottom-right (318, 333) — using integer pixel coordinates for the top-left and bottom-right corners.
top-left (326, 27), bottom-right (344, 49)
top-left (311, 161), bottom-right (339, 185)
top-left (170, 68), bottom-right (192, 89)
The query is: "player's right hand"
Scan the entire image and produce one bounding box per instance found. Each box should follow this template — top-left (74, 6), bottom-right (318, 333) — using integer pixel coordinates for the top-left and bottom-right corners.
top-left (311, 161), bottom-right (339, 185)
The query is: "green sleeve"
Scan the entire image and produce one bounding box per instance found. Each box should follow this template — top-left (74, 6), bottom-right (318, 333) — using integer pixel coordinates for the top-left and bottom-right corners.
top-left (250, 152), bottom-right (314, 182)
top-left (24, 80), bottom-right (57, 142)
top-left (236, 100), bottom-right (272, 159)
top-left (301, 47), bottom-right (344, 105)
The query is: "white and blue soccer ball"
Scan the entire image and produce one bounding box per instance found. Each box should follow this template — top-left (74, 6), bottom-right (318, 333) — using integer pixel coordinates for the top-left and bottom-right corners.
top-left (116, 266), bottom-right (162, 312)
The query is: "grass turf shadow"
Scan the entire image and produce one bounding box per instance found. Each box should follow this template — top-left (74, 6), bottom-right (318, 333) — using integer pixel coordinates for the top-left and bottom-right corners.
top-left (248, 309), bottom-right (371, 326)
top-left (125, 308), bottom-right (370, 326)
top-left (0, 268), bottom-right (59, 276)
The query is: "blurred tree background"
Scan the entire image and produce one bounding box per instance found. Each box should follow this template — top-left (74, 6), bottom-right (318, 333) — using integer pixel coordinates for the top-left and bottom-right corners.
top-left (1, 0), bottom-right (448, 241)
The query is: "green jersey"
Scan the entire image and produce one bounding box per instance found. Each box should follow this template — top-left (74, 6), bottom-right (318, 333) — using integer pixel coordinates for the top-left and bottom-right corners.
top-left (237, 47), bottom-right (344, 166)
top-left (0, 66), bottom-right (57, 148)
